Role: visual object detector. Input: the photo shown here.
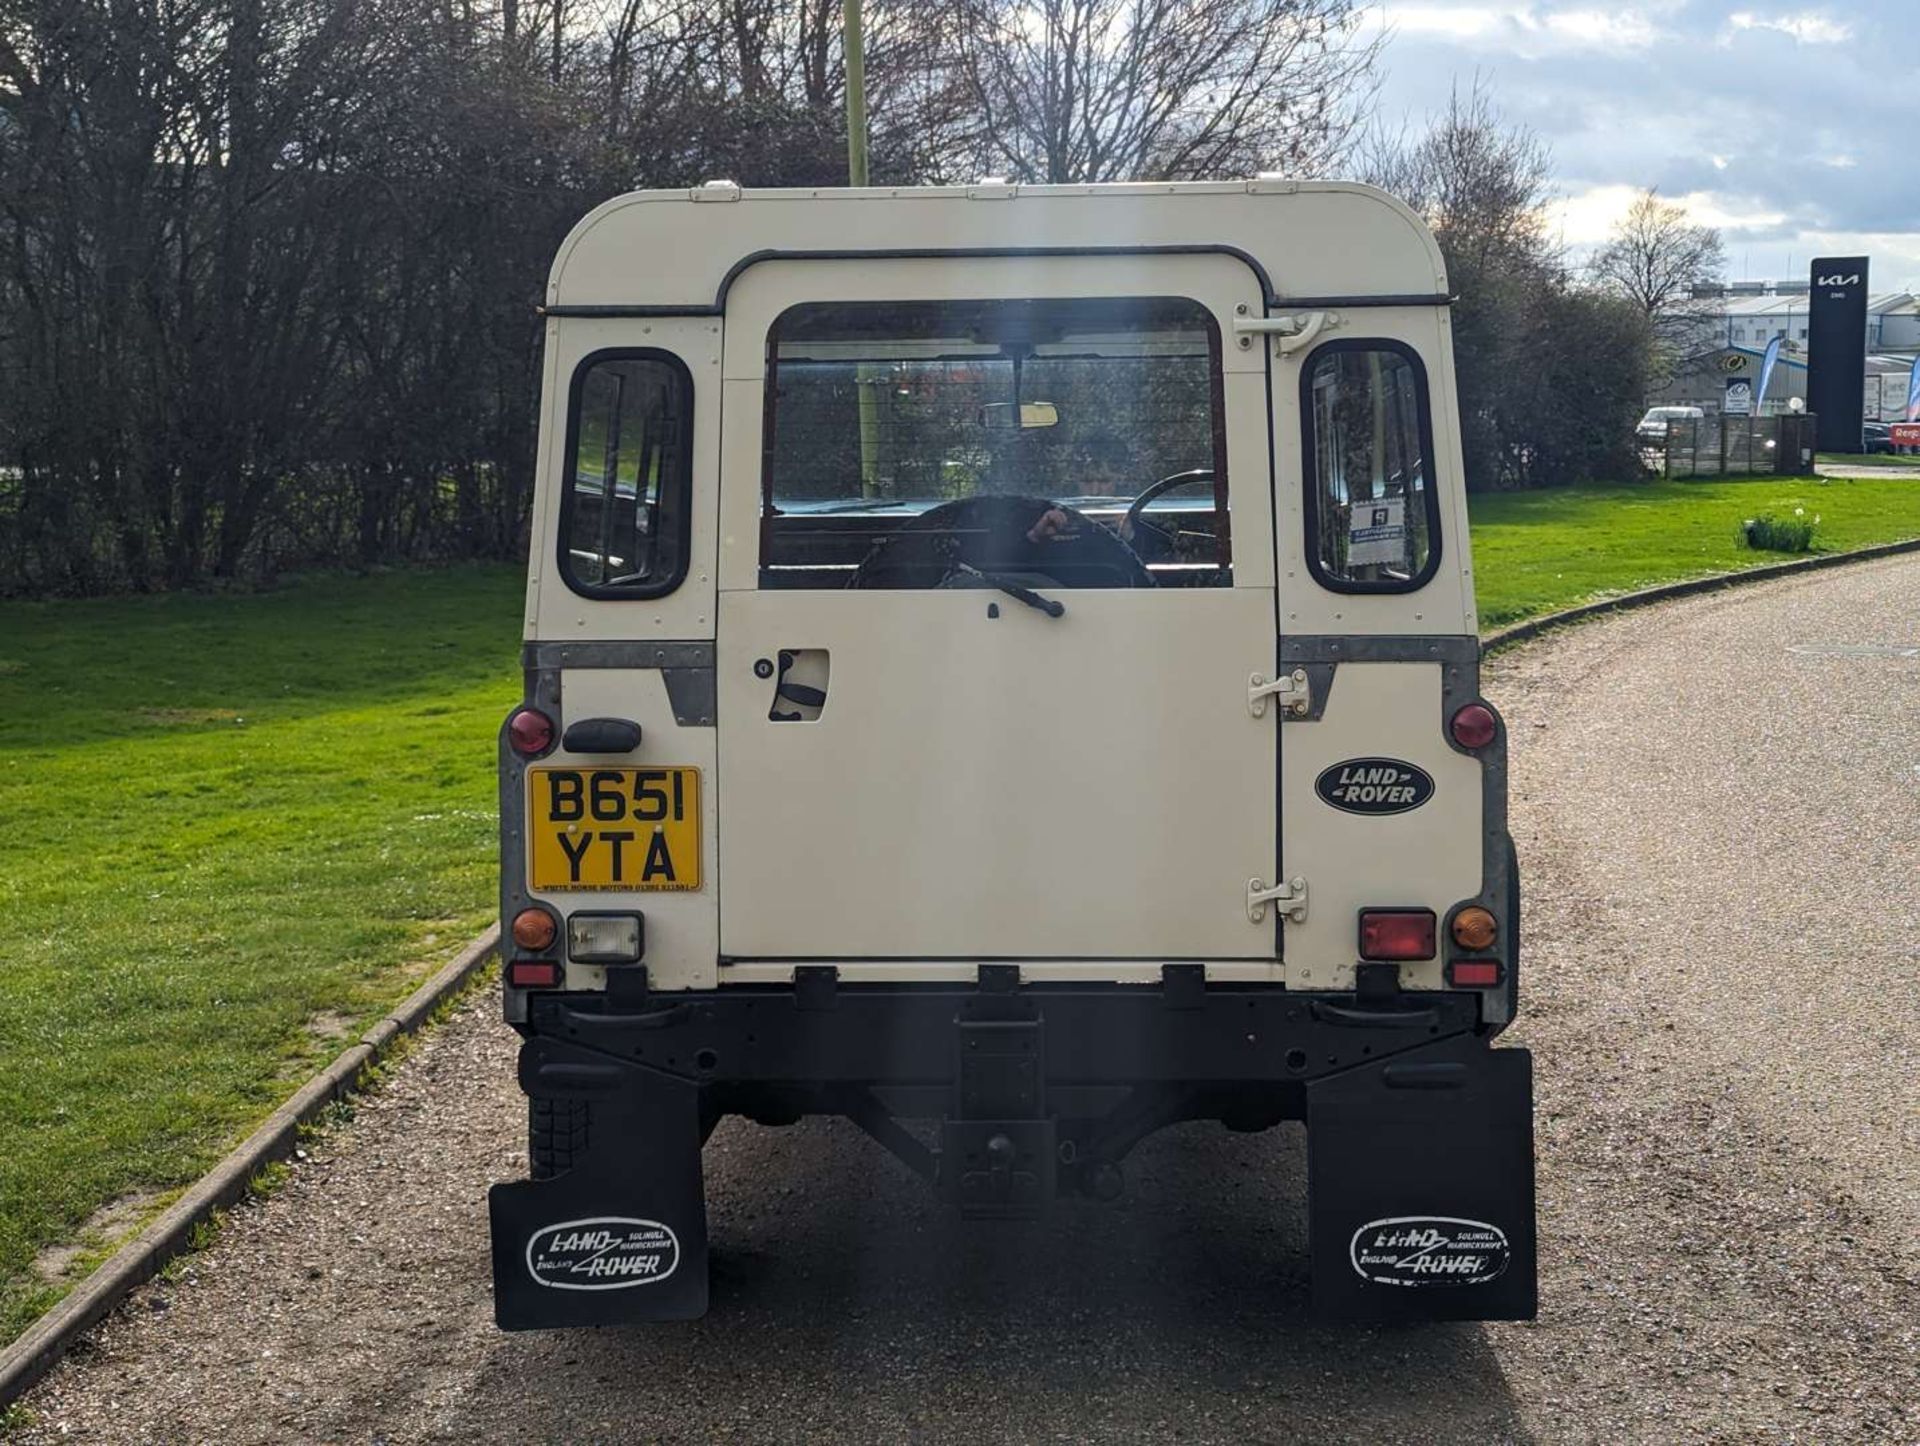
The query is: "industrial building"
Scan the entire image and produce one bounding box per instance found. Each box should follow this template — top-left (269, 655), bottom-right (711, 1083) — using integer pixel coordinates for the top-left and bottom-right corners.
top-left (1650, 281), bottom-right (1919, 417)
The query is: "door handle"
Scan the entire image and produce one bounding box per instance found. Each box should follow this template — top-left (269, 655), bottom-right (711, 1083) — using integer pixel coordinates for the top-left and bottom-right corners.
top-left (768, 649), bottom-right (830, 722)
top-left (562, 717), bottom-right (642, 752)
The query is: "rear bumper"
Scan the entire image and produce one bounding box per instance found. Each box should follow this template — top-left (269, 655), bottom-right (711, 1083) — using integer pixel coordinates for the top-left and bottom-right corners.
top-left (491, 976), bottom-right (1536, 1327)
top-left (514, 974), bottom-right (1494, 1116)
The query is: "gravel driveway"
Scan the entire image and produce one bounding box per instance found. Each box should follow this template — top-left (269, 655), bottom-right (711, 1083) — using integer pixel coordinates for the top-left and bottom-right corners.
top-left (15, 555), bottom-right (1920, 1445)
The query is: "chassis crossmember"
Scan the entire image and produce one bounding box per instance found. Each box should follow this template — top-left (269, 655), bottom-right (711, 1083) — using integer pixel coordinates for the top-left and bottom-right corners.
top-left (489, 970), bottom-right (1536, 1327)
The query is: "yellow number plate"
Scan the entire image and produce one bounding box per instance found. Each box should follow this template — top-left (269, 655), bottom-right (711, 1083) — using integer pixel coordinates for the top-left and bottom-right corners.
top-left (528, 767), bottom-right (701, 891)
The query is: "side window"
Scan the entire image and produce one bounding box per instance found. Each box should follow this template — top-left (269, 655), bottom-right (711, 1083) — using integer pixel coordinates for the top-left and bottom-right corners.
top-left (559, 351), bottom-right (693, 598)
top-left (1302, 342), bottom-right (1440, 592)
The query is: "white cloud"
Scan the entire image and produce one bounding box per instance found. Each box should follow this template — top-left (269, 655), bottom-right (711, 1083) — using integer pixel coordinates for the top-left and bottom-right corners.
top-left (1547, 183), bottom-right (1792, 248)
top-left (1370, 3), bottom-right (1505, 40)
top-left (1542, 10), bottom-right (1659, 46)
top-left (1723, 10), bottom-right (1853, 44)
top-left (1371, 3), bottom-right (1662, 52)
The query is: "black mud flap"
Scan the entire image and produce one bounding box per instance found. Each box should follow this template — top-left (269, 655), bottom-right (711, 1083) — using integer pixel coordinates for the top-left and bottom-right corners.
top-left (488, 1061), bottom-right (708, 1330)
top-left (1307, 1038), bottom-right (1536, 1321)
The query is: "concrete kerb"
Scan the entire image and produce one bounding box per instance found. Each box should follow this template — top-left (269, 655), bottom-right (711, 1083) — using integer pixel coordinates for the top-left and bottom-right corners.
top-left (0, 924), bottom-right (501, 1409)
top-left (1481, 534), bottom-right (1920, 653)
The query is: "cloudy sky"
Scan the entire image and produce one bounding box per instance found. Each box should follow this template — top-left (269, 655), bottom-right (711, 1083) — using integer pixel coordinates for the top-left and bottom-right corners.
top-left (1361, 2), bottom-right (1920, 289)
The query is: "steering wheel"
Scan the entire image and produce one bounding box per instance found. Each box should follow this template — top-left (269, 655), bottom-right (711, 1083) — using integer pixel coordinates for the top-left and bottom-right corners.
top-left (1123, 469), bottom-right (1216, 559)
top-left (847, 494), bottom-right (1152, 590)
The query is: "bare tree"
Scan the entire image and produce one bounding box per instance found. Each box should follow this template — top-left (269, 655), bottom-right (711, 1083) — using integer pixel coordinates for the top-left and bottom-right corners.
top-left (1364, 83), bottom-right (1652, 489)
top-left (944, 0), bottom-right (1380, 183)
top-left (1588, 188), bottom-right (1725, 362)
top-left (1361, 80), bottom-right (1554, 272)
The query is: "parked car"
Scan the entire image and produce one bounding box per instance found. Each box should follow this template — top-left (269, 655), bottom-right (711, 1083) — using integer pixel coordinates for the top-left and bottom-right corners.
top-left (1636, 405), bottom-right (1704, 443)
top-left (1862, 420), bottom-right (1892, 455)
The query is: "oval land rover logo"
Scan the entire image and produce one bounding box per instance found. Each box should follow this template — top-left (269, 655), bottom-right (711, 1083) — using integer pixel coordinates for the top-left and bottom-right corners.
top-left (526, 1216), bottom-right (680, 1290)
top-left (1350, 1216), bottom-right (1510, 1287)
top-left (1315, 757), bottom-right (1434, 815)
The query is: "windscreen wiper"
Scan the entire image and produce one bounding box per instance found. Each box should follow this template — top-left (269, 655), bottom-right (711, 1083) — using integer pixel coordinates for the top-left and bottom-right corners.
top-left (950, 561), bottom-right (1066, 618)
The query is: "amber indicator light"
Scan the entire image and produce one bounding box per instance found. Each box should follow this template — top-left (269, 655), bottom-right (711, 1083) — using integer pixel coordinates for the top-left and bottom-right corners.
top-left (511, 907), bottom-right (558, 952)
top-left (1451, 906), bottom-right (1499, 951)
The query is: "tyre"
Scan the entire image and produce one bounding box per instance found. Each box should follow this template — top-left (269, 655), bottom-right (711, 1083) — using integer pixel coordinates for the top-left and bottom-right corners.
top-left (529, 1098), bottom-right (591, 1180)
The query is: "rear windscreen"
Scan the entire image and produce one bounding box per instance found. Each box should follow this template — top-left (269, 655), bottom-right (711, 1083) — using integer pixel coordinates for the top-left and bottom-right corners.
top-left (760, 297), bottom-right (1229, 589)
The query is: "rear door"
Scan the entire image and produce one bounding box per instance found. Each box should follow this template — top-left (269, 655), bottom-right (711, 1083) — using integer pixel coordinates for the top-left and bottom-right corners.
top-left (714, 254), bottom-right (1277, 964)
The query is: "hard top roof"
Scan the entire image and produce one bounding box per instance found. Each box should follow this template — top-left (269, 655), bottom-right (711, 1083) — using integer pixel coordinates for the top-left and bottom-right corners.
top-left (546, 180), bottom-right (1449, 314)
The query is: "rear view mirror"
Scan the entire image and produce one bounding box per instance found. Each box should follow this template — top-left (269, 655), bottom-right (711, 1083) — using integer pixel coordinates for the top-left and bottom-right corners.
top-left (978, 401), bottom-right (1059, 430)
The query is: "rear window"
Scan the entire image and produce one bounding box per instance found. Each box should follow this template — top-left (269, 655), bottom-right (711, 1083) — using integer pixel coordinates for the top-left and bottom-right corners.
top-left (558, 350), bottom-right (694, 598)
top-left (761, 297), bottom-right (1229, 589)
top-left (1302, 341), bottom-right (1440, 592)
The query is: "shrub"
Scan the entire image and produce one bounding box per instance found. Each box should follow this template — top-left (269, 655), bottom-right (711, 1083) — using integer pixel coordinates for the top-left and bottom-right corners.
top-left (1741, 507), bottom-right (1818, 553)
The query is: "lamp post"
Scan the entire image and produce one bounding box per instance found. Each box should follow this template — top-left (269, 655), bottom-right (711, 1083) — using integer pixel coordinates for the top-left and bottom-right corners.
top-left (845, 0), bottom-right (870, 187)
top-left (845, 1), bottom-right (880, 492)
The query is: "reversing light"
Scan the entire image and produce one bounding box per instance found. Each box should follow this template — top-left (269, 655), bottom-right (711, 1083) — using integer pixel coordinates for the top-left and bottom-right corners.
top-left (507, 707), bottom-right (555, 757)
top-left (1358, 909), bottom-right (1437, 961)
top-left (1447, 959), bottom-right (1503, 988)
top-left (1450, 702), bottom-right (1498, 750)
top-left (511, 906), bottom-right (558, 952)
top-left (507, 959), bottom-right (563, 989)
top-left (567, 912), bottom-right (645, 964)
top-left (1450, 906), bottom-right (1499, 950)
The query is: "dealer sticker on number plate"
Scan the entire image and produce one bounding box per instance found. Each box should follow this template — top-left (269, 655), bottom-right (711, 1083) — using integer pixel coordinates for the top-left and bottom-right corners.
top-left (528, 767), bottom-right (701, 891)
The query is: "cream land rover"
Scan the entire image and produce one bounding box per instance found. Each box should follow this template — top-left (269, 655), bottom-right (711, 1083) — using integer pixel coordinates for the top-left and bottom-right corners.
top-left (488, 179), bottom-right (1536, 1327)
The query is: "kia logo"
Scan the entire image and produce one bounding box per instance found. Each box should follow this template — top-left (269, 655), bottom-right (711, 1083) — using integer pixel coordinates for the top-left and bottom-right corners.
top-left (1816, 274), bottom-right (1860, 286)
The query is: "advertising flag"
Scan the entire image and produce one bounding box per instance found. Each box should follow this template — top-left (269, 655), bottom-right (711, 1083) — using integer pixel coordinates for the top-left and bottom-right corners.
top-left (1906, 355), bottom-right (1920, 422)
top-left (1757, 334), bottom-right (1785, 413)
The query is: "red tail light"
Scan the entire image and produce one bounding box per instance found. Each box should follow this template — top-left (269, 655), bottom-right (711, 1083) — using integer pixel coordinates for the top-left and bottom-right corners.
top-left (1447, 959), bottom-right (1503, 988)
top-left (507, 959), bottom-right (563, 989)
top-left (1450, 703), bottom-right (1498, 750)
top-left (1358, 909), bottom-right (1437, 961)
top-left (507, 707), bottom-right (555, 757)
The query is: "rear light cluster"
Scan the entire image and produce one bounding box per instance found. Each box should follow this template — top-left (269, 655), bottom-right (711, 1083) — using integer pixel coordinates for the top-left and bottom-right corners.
top-left (1356, 905), bottom-right (1504, 987)
top-left (1446, 904), bottom-right (1502, 988)
top-left (1450, 702), bottom-right (1499, 750)
top-left (1358, 910), bottom-right (1436, 961)
top-left (509, 904), bottom-right (563, 991)
top-left (507, 707), bottom-right (555, 758)
top-left (507, 906), bottom-right (645, 991)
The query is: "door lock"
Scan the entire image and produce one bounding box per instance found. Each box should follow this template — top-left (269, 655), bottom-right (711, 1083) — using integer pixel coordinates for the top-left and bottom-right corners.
top-left (1249, 670), bottom-right (1310, 718)
top-left (1248, 876), bottom-right (1308, 924)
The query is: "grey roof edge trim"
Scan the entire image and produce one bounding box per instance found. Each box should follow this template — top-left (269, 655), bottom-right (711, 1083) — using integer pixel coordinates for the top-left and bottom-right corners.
top-left (537, 245), bottom-right (1460, 319)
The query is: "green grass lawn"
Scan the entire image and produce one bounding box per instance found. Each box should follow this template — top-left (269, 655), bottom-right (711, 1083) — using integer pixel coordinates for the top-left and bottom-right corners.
top-left (1819, 451), bottom-right (1920, 468)
top-left (1469, 474), bottom-right (1920, 629)
top-left (0, 567), bottom-right (523, 1344)
top-left (4, 472), bottom-right (1920, 1350)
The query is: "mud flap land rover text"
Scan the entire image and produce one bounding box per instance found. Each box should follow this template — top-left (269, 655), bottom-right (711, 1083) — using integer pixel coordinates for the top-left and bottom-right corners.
top-left (490, 1063), bottom-right (709, 1328)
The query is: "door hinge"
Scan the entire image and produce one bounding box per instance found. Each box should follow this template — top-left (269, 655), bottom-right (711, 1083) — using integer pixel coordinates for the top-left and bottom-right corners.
top-left (1249, 669), bottom-right (1310, 718)
top-left (1230, 311), bottom-right (1340, 356)
top-left (1247, 876), bottom-right (1308, 925)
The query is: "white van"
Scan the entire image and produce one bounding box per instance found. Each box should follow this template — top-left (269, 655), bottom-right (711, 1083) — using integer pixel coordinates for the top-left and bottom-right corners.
top-left (488, 179), bottom-right (1536, 1326)
top-left (1636, 404), bottom-right (1705, 441)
